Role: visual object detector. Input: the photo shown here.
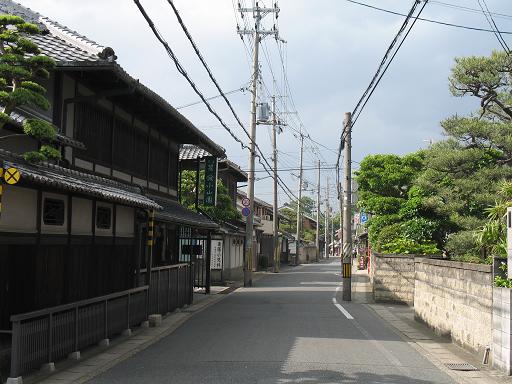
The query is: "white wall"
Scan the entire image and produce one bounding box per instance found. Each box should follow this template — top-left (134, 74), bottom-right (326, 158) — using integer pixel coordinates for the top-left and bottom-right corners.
top-left (0, 185), bottom-right (37, 233)
top-left (71, 197), bottom-right (92, 235)
top-left (116, 205), bottom-right (134, 237)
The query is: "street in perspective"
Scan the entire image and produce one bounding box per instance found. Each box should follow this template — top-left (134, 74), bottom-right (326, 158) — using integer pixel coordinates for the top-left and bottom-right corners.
top-left (1, 0), bottom-right (512, 383)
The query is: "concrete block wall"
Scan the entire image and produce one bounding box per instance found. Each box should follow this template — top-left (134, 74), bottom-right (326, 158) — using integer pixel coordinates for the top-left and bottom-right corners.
top-left (493, 287), bottom-right (512, 374)
top-left (298, 245), bottom-right (318, 264)
top-left (372, 253), bottom-right (415, 305)
top-left (414, 258), bottom-right (493, 355)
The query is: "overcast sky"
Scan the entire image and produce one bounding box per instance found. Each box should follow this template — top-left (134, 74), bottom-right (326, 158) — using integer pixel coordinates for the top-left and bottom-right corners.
top-left (15, 0), bottom-right (512, 211)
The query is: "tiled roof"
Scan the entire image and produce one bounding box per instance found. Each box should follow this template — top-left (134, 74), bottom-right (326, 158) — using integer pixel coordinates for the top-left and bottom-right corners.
top-left (0, 1), bottom-right (107, 63)
top-left (0, 149), bottom-right (160, 210)
top-left (149, 195), bottom-right (218, 230)
top-left (179, 145), bottom-right (212, 160)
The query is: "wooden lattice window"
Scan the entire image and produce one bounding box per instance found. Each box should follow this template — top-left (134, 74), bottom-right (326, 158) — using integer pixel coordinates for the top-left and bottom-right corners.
top-left (96, 206), bottom-right (112, 229)
top-left (43, 198), bottom-right (65, 226)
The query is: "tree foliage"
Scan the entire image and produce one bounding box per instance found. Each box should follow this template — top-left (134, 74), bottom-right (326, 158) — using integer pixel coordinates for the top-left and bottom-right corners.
top-left (0, 14), bottom-right (58, 162)
top-left (358, 50), bottom-right (512, 262)
top-left (279, 196), bottom-right (317, 242)
top-left (180, 170), bottom-right (241, 222)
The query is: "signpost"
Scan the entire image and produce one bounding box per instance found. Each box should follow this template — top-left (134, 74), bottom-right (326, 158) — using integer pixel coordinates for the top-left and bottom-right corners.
top-left (242, 207), bottom-right (250, 217)
top-left (360, 212), bottom-right (368, 224)
top-left (203, 156), bottom-right (218, 206)
top-left (242, 197), bottom-right (250, 207)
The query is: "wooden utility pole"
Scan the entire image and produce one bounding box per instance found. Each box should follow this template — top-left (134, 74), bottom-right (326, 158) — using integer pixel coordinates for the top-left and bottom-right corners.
top-left (342, 112), bottom-right (352, 301)
top-left (271, 96), bottom-right (280, 272)
top-left (295, 133), bottom-right (304, 266)
top-left (316, 160), bottom-right (321, 262)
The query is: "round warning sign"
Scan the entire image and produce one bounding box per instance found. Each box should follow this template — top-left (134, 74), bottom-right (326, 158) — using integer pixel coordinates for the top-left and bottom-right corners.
top-left (241, 207), bottom-right (250, 217)
top-left (241, 197), bottom-right (250, 207)
top-left (4, 167), bottom-right (20, 185)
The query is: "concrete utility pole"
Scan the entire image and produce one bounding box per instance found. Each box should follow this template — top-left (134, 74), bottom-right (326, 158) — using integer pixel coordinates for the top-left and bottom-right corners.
top-left (325, 177), bottom-right (330, 259)
top-left (342, 112), bottom-right (352, 301)
top-left (338, 182), bottom-right (343, 260)
top-left (295, 133), bottom-right (304, 266)
top-left (238, 3), bottom-right (280, 287)
top-left (316, 160), bottom-right (321, 262)
top-left (271, 96), bottom-right (280, 273)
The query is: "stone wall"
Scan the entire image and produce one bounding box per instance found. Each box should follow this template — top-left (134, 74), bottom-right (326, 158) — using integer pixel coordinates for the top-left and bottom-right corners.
top-left (371, 253), bottom-right (415, 305)
top-left (493, 287), bottom-right (512, 374)
top-left (414, 258), bottom-right (493, 355)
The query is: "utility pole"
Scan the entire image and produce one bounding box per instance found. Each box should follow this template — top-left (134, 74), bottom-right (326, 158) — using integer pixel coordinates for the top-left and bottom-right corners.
top-left (315, 160), bottom-right (321, 262)
top-left (238, 3), bottom-right (280, 287)
top-left (342, 112), bottom-right (352, 301)
top-left (295, 133), bottom-right (304, 266)
top-left (338, 182), bottom-right (343, 257)
top-left (325, 177), bottom-right (330, 259)
top-left (271, 96), bottom-right (280, 273)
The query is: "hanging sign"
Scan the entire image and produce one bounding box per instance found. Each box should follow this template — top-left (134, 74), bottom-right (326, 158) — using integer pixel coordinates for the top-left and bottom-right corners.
top-left (203, 156), bottom-right (218, 206)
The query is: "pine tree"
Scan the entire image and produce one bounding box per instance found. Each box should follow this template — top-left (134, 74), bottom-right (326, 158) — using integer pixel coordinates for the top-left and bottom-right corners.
top-left (0, 14), bottom-right (58, 162)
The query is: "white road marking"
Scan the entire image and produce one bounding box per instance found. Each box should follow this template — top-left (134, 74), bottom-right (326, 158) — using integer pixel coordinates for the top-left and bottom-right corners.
top-left (331, 295), bottom-right (354, 319)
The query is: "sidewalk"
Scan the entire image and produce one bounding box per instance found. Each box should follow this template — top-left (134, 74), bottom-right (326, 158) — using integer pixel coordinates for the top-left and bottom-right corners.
top-left (350, 261), bottom-right (512, 384)
top-left (23, 288), bottom-right (232, 384)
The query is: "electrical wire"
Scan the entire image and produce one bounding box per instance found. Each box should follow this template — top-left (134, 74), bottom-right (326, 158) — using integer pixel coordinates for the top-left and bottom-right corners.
top-left (343, 0), bottom-right (512, 34)
top-left (477, 0), bottom-right (511, 54)
top-left (166, 0), bottom-right (299, 203)
top-left (336, 0), bottom-right (428, 172)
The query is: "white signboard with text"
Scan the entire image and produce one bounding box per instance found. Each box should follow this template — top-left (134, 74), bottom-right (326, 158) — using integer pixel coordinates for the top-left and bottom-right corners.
top-left (211, 239), bottom-right (223, 270)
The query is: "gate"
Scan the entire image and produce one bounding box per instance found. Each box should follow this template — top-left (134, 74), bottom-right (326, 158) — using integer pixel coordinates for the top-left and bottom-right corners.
top-left (179, 227), bottom-right (211, 293)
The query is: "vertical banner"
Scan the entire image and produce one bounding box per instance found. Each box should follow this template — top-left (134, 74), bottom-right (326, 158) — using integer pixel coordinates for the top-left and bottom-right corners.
top-left (210, 239), bottom-right (223, 270)
top-left (204, 156), bottom-right (218, 206)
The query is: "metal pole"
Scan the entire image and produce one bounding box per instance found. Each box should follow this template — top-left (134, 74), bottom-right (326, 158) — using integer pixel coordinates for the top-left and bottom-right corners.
top-left (316, 160), bottom-right (321, 262)
top-left (295, 134), bottom-right (304, 266)
top-left (244, 8), bottom-right (261, 287)
top-left (272, 96), bottom-right (280, 273)
top-left (342, 112), bottom-right (352, 301)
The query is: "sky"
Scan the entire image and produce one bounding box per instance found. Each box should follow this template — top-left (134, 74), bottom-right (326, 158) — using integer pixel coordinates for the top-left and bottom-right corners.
top-left (15, 0), bottom-right (512, 212)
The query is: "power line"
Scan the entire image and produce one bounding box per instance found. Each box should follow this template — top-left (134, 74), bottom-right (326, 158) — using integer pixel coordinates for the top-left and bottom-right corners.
top-left (336, 0), bottom-right (428, 171)
top-left (430, 0), bottom-right (512, 20)
top-left (164, 0), bottom-right (299, 203)
top-left (477, 0), bottom-right (511, 54)
top-left (176, 85), bottom-right (248, 110)
top-left (343, 0), bottom-right (512, 34)
top-left (133, 0), bottom-right (248, 153)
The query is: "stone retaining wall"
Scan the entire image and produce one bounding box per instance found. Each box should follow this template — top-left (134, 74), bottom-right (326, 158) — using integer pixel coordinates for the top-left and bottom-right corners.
top-left (414, 258), bottom-right (492, 355)
top-left (371, 253), bottom-right (414, 305)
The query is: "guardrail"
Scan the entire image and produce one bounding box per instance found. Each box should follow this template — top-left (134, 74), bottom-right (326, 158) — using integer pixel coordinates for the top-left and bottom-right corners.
top-left (9, 286), bottom-right (148, 378)
top-left (140, 263), bottom-right (193, 315)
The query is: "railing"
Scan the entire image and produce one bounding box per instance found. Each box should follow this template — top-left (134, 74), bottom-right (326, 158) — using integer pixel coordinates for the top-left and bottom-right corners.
top-left (140, 263), bottom-right (193, 316)
top-left (9, 286), bottom-right (148, 378)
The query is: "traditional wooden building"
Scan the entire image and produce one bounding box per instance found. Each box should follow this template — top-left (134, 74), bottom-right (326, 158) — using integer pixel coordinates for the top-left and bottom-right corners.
top-left (0, 2), bottom-right (223, 379)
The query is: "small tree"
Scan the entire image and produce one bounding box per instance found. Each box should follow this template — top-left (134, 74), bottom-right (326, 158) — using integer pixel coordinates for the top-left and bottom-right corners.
top-left (180, 170), bottom-right (241, 222)
top-left (0, 14), bottom-right (58, 162)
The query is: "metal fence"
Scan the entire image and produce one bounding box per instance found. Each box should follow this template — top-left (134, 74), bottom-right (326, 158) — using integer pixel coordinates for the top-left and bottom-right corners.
top-left (140, 263), bottom-right (193, 315)
top-left (9, 286), bottom-right (148, 378)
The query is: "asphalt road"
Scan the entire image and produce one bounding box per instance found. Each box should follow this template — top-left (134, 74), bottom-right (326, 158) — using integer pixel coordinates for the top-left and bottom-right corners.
top-left (87, 259), bottom-right (455, 384)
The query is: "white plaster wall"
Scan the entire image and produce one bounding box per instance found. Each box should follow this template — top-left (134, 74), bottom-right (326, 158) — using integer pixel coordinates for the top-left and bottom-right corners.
top-left (116, 205), bottom-right (134, 237)
top-left (0, 186), bottom-right (37, 233)
top-left (71, 197), bottom-right (92, 235)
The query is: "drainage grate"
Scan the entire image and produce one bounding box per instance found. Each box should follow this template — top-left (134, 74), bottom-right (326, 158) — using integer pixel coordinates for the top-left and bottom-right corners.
top-left (445, 363), bottom-right (478, 371)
